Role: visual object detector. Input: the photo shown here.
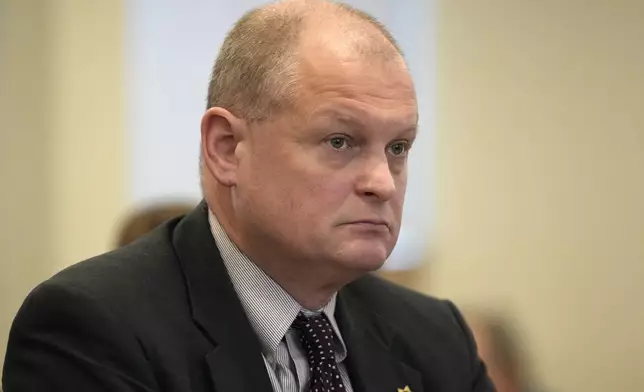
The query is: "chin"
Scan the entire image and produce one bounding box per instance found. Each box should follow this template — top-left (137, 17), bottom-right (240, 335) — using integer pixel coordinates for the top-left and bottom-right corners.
top-left (333, 241), bottom-right (392, 272)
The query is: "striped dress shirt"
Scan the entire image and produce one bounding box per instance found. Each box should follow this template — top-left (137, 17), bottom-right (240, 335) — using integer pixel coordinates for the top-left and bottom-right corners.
top-left (208, 211), bottom-right (354, 392)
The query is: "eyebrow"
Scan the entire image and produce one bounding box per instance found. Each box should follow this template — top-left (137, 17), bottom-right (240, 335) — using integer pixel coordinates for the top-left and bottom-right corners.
top-left (316, 108), bottom-right (418, 136)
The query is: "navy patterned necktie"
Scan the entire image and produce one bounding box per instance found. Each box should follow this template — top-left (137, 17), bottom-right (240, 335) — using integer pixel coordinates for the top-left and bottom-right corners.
top-left (293, 312), bottom-right (346, 392)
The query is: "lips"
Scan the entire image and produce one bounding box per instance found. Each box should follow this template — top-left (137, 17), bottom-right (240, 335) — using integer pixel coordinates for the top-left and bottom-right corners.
top-left (343, 219), bottom-right (390, 230)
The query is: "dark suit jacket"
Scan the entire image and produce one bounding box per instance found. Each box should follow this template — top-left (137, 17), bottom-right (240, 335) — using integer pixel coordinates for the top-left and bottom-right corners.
top-left (3, 203), bottom-right (495, 392)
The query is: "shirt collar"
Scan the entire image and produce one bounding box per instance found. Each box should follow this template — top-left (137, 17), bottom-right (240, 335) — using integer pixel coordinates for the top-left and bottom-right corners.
top-left (208, 210), bottom-right (347, 360)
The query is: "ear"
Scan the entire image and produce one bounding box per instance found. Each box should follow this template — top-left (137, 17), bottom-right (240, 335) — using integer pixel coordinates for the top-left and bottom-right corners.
top-left (200, 107), bottom-right (247, 187)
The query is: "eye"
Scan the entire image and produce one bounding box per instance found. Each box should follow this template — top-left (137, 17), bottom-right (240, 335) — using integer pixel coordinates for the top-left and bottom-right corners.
top-left (327, 136), bottom-right (351, 150)
top-left (388, 141), bottom-right (409, 157)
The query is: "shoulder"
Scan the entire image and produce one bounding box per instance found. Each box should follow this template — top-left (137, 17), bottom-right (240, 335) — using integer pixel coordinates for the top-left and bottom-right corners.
top-left (345, 273), bottom-right (459, 321)
top-left (342, 274), bottom-right (493, 390)
top-left (32, 218), bottom-right (186, 319)
top-left (3, 225), bottom-right (179, 391)
top-left (343, 274), bottom-right (471, 345)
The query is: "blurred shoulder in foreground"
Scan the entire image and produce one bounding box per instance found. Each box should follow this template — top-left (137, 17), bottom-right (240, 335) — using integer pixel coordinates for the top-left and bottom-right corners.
top-left (115, 201), bottom-right (195, 247)
top-left (465, 307), bottom-right (552, 392)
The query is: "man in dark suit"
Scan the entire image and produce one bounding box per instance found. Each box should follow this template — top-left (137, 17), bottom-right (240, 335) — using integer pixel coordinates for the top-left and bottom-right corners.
top-left (3, 1), bottom-right (495, 391)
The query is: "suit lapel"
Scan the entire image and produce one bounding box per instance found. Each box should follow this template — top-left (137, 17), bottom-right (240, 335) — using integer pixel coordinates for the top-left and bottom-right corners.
top-left (337, 282), bottom-right (423, 392)
top-left (173, 202), bottom-right (274, 392)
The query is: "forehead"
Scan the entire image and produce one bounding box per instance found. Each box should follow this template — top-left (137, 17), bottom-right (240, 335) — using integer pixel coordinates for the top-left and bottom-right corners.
top-left (295, 49), bottom-right (418, 127)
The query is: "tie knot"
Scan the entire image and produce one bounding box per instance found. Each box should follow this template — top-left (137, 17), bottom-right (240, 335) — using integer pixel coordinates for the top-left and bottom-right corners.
top-left (293, 312), bottom-right (336, 349)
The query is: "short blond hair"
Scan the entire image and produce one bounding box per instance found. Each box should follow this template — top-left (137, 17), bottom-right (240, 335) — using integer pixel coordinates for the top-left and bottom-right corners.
top-left (206, 0), bottom-right (404, 122)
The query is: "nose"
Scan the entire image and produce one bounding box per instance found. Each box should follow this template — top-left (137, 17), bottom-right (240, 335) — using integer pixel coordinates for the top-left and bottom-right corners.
top-left (355, 157), bottom-right (396, 202)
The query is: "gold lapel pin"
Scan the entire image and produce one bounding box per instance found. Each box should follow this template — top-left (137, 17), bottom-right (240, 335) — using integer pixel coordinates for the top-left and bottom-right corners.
top-left (398, 387), bottom-right (411, 392)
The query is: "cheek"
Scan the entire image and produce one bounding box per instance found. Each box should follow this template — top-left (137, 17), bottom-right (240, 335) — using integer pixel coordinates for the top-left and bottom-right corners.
top-left (287, 149), bottom-right (354, 206)
top-left (290, 172), bottom-right (353, 223)
top-left (236, 149), bottom-right (283, 214)
top-left (245, 140), bottom-right (356, 225)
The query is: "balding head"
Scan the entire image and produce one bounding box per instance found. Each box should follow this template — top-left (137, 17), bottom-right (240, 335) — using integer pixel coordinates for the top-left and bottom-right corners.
top-left (206, 0), bottom-right (406, 122)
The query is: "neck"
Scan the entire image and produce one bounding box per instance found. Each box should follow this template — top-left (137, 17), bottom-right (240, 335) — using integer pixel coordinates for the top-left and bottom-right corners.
top-left (208, 197), bottom-right (357, 310)
top-left (259, 261), bottom-right (348, 310)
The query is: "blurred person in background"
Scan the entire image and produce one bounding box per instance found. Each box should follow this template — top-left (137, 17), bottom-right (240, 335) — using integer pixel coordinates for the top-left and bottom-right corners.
top-left (115, 202), bottom-right (195, 247)
top-left (3, 1), bottom-right (494, 391)
top-left (467, 309), bottom-right (547, 392)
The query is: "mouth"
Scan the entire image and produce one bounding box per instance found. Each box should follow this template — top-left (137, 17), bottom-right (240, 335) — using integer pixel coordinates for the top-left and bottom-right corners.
top-left (343, 219), bottom-right (390, 231)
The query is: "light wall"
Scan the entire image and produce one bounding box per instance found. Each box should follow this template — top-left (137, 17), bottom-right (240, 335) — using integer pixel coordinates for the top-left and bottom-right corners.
top-left (0, 0), bottom-right (52, 374)
top-left (0, 0), bottom-right (125, 371)
top-left (47, 1), bottom-right (125, 273)
top-left (426, 1), bottom-right (644, 391)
